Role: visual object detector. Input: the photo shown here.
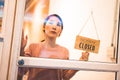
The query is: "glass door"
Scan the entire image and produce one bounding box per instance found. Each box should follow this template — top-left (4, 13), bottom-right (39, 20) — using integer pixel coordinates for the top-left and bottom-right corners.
top-left (7, 0), bottom-right (120, 80)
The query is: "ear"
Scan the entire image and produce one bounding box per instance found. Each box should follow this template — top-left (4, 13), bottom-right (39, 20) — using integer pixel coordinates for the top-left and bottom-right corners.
top-left (43, 27), bottom-right (45, 32)
top-left (58, 30), bottom-right (62, 37)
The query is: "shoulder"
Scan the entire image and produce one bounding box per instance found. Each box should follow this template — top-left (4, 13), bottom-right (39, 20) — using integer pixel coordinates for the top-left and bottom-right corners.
top-left (62, 46), bottom-right (69, 53)
top-left (25, 42), bottom-right (43, 57)
top-left (30, 42), bottom-right (43, 46)
top-left (57, 44), bottom-right (69, 57)
top-left (28, 42), bottom-right (43, 49)
top-left (57, 44), bottom-right (68, 51)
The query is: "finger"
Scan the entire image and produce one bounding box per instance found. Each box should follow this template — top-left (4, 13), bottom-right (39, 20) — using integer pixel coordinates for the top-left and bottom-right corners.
top-left (25, 35), bottom-right (28, 40)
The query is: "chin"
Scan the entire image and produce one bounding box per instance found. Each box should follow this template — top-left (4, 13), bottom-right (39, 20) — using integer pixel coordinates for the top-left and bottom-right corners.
top-left (49, 35), bottom-right (57, 38)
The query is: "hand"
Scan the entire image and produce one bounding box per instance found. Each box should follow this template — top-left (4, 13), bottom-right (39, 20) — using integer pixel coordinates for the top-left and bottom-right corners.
top-left (21, 35), bottom-right (28, 49)
top-left (80, 51), bottom-right (89, 61)
top-left (20, 30), bottom-right (28, 56)
top-left (21, 30), bottom-right (28, 49)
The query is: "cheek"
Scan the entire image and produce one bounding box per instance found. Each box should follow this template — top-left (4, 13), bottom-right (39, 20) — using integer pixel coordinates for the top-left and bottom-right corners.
top-left (57, 28), bottom-right (61, 33)
top-left (57, 28), bottom-right (62, 35)
top-left (45, 25), bottom-right (51, 32)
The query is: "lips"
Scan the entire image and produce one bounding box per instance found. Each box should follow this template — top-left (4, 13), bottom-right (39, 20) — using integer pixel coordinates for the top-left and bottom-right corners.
top-left (51, 31), bottom-right (57, 34)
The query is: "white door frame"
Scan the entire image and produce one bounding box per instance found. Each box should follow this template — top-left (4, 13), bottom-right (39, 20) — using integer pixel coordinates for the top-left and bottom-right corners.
top-left (0, 0), bottom-right (17, 80)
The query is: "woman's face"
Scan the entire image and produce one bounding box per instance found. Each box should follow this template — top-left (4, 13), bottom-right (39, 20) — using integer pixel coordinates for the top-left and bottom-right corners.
top-left (44, 16), bottom-right (62, 38)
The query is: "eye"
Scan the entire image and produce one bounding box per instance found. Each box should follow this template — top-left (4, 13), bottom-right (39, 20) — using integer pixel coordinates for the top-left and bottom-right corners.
top-left (57, 22), bottom-right (61, 27)
top-left (48, 21), bottom-right (54, 25)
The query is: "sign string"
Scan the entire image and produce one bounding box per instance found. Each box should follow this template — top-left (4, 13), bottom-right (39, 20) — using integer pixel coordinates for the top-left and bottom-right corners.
top-left (78, 11), bottom-right (100, 40)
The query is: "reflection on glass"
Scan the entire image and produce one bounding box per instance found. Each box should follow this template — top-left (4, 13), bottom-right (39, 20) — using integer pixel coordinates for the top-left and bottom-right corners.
top-left (0, 0), bottom-right (4, 32)
top-left (18, 67), bottom-right (115, 80)
top-left (20, 0), bottom-right (118, 63)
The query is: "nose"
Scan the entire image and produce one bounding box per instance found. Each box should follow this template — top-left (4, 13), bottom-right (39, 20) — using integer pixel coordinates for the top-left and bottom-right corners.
top-left (52, 26), bottom-right (56, 30)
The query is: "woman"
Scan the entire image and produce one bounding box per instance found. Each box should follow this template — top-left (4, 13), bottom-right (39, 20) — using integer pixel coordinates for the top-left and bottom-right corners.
top-left (19, 14), bottom-right (89, 80)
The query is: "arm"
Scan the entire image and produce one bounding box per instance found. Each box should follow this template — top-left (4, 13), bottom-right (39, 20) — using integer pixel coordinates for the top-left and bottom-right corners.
top-left (61, 49), bottom-right (78, 80)
top-left (62, 52), bottom-right (89, 80)
top-left (18, 44), bottom-right (32, 80)
top-left (18, 35), bottom-right (35, 80)
top-left (62, 69), bottom-right (78, 80)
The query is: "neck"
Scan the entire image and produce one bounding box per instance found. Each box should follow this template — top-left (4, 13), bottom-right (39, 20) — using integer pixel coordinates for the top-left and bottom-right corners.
top-left (44, 37), bottom-right (57, 48)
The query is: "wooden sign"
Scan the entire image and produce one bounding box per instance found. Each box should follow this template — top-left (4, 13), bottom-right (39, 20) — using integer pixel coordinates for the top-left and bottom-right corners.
top-left (74, 35), bottom-right (100, 53)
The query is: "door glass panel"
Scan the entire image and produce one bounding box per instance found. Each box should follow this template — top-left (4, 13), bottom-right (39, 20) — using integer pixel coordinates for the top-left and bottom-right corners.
top-left (20, 0), bottom-right (119, 64)
top-left (17, 67), bottom-right (115, 80)
top-left (0, 0), bottom-right (4, 33)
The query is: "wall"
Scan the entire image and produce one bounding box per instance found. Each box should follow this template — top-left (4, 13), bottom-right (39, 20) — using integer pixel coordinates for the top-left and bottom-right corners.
top-left (49, 0), bottom-right (118, 62)
top-left (48, 0), bottom-right (118, 80)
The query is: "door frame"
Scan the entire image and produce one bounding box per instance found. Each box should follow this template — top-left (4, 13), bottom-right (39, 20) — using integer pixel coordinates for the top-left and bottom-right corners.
top-left (0, 0), bottom-right (17, 80)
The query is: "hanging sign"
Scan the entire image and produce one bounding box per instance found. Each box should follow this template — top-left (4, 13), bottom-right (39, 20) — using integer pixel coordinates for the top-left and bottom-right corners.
top-left (74, 35), bottom-right (100, 53)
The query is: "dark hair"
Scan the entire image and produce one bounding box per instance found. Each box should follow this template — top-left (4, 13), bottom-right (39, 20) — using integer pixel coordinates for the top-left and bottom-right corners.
top-left (43, 14), bottom-right (63, 30)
